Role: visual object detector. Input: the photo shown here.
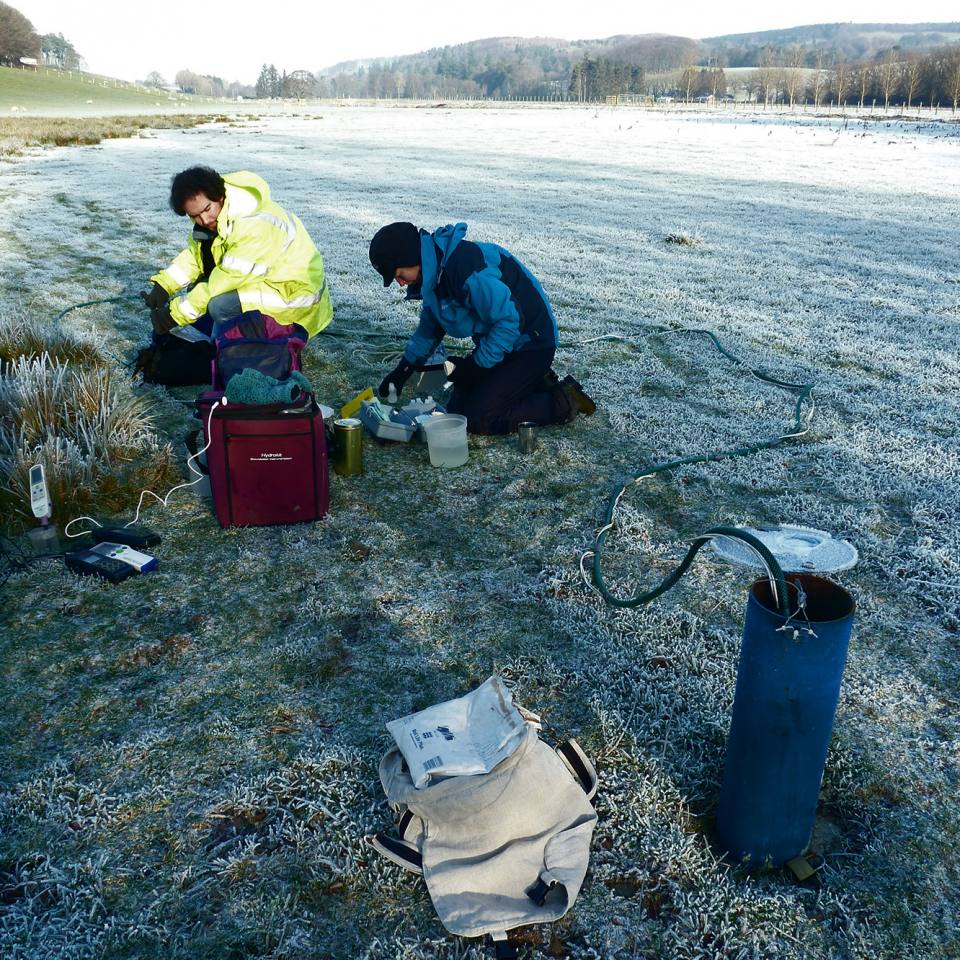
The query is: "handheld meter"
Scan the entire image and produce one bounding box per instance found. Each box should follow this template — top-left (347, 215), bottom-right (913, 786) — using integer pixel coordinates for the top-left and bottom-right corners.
top-left (29, 464), bottom-right (51, 521)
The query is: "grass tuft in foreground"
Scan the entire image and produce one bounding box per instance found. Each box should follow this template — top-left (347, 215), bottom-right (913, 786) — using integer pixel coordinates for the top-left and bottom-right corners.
top-left (0, 316), bottom-right (178, 532)
top-left (665, 229), bottom-right (704, 247)
top-left (0, 313), bottom-right (104, 368)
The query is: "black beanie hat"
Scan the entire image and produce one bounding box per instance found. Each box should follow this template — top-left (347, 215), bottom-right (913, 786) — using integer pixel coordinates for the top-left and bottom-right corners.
top-left (369, 222), bottom-right (421, 287)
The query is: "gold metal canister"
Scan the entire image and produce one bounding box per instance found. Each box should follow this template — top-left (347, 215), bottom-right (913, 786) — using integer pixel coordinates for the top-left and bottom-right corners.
top-left (333, 418), bottom-right (363, 476)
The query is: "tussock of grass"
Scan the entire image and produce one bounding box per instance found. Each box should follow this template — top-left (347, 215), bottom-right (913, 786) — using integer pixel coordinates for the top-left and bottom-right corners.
top-left (0, 314), bottom-right (105, 368)
top-left (665, 230), bottom-right (704, 247)
top-left (0, 350), bottom-right (178, 532)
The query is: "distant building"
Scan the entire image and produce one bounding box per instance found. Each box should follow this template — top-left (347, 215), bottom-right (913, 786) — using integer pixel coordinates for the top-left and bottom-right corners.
top-left (19, 57), bottom-right (38, 68)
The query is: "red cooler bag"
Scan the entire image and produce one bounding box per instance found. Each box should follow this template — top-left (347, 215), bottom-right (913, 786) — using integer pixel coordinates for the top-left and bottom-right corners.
top-left (198, 392), bottom-right (329, 527)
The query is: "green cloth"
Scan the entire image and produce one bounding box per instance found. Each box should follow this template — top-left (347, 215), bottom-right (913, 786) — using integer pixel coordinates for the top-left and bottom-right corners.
top-left (225, 368), bottom-right (311, 405)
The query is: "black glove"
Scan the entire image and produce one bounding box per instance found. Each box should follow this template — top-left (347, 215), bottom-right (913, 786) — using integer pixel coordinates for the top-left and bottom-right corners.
top-left (141, 282), bottom-right (168, 310)
top-left (150, 302), bottom-right (177, 336)
top-left (378, 358), bottom-right (415, 399)
top-left (447, 353), bottom-right (482, 387)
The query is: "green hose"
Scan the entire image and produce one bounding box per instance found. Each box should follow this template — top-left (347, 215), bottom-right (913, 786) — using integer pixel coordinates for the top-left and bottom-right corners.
top-left (587, 327), bottom-right (815, 615)
top-left (54, 294), bottom-right (140, 325)
top-left (55, 299), bottom-right (808, 614)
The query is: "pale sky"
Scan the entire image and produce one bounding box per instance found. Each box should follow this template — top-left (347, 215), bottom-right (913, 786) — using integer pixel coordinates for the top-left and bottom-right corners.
top-left (14, 1), bottom-right (960, 85)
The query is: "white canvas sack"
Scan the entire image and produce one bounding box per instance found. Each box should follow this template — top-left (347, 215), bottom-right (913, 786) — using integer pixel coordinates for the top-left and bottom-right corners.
top-left (369, 720), bottom-right (598, 947)
top-left (385, 676), bottom-right (528, 788)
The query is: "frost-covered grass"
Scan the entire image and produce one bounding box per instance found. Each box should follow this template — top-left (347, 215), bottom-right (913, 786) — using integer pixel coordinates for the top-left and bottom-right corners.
top-left (0, 321), bottom-right (179, 531)
top-left (0, 107), bottom-right (958, 959)
top-left (0, 114), bottom-right (234, 158)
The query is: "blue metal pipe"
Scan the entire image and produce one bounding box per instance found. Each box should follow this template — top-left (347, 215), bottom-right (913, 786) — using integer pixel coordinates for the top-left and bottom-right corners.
top-left (716, 574), bottom-right (855, 866)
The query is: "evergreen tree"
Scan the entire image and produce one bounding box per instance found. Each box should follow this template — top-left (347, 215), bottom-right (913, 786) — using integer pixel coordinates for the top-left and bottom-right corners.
top-left (256, 63), bottom-right (281, 99)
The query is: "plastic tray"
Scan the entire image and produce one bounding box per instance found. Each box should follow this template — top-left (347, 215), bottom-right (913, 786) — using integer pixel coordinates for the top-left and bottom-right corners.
top-left (359, 400), bottom-right (417, 442)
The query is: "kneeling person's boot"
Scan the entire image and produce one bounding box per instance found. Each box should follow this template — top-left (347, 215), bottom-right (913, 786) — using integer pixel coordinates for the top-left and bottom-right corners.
top-left (561, 375), bottom-right (596, 417)
top-left (551, 381), bottom-right (577, 424)
top-left (542, 369), bottom-right (561, 391)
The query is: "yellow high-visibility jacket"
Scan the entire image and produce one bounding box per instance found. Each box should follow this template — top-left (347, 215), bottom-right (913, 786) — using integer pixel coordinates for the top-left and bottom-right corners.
top-left (151, 171), bottom-right (332, 337)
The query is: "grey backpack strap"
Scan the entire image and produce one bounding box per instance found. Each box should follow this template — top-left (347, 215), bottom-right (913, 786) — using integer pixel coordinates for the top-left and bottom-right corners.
top-left (489, 930), bottom-right (518, 959)
top-left (366, 805), bottom-right (425, 874)
top-left (365, 833), bottom-right (423, 875)
top-left (396, 808), bottom-right (422, 841)
top-left (525, 868), bottom-right (571, 913)
top-left (555, 739), bottom-right (598, 801)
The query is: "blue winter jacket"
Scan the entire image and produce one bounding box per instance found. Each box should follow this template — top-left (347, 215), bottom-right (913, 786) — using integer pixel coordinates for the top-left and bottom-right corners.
top-left (402, 223), bottom-right (559, 369)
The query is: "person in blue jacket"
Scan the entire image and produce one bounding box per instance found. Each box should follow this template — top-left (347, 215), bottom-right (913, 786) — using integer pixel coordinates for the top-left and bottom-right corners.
top-left (369, 221), bottom-right (595, 435)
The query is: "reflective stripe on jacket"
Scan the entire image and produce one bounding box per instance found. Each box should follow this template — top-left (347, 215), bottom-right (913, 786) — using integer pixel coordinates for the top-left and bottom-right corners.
top-left (151, 171), bottom-right (333, 337)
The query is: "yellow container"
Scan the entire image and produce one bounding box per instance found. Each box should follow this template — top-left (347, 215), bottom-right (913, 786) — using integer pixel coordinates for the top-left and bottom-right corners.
top-left (340, 387), bottom-right (374, 420)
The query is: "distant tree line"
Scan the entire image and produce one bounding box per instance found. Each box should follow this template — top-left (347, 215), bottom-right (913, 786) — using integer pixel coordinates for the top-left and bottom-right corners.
top-left (747, 43), bottom-right (960, 109)
top-left (568, 57), bottom-right (645, 102)
top-left (313, 40), bottom-right (618, 100)
top-left (172, 69), bottom-right (253, 99)
top-left (254, 64), bottom-right (316, 99)
top-left (40, 33), bottom-right (81, 70)
top-left (307, 35), bottom-right (960, 109)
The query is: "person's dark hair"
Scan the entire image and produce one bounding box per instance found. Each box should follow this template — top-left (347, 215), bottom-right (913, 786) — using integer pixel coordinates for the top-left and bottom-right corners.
top-left (169, 166), bottom-right (226, 216)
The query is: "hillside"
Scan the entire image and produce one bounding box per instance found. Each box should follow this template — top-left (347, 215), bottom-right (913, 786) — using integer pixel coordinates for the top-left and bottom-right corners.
top-left (315, 22), bottom-right (960, 99)
top-left (702, 21), bottom-right (960, 66)
top-left (0, 64), bottom-right (201, 115)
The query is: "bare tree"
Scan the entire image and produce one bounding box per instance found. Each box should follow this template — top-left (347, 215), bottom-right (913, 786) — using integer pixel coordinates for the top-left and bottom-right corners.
top-left (922, 54), bottom-right (943, 107)
top-left (708, 63), bottom-right (726, 99)
top-left (757, 47), bottom-right (778, 106)
top-left (285, 69), bottom-right (316, 99)
top-left (679, 51), bottom-right (698, 102)
top-left (175, 69), bottom-right (215, 96)
top-left (809, 49), bottom-right (827, 108)
top-left (949, 48), bottom-right (960, 111)
top-left (143, 71), bottom-right (166, 89)
top-left (879, 50), bottom-right (898, 110)
top-left (899, 56), bottom-right (922, 109)
top-left (832, 58), bottom-right (850, 108)
top-left (784, 45), bottom-right (805, 107)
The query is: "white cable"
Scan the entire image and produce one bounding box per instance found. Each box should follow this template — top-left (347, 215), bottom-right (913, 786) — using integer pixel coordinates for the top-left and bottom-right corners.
top-left (64, 516), bottom-right (102, 538)
top-left (62, 400), bottom-right (223, 536)
top-left (125, 400), bottom-right (222, 527)
top-left (578, 550), bottom-right (595, 588)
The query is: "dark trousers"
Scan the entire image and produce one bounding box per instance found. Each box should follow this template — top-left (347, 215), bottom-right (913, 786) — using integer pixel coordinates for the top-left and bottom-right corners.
top-left (447, 347), bottom-right (560, 435)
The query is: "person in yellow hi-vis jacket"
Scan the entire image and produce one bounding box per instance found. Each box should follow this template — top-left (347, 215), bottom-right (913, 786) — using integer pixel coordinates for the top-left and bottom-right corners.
top-left (142, 167), bottom-right (332, 380)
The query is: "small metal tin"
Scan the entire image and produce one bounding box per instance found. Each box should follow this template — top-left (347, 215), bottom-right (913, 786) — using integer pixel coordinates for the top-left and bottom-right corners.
top-left (333, 417), bottom-right (363, 476)
top-left (518, 421), bottom-right (538, 454)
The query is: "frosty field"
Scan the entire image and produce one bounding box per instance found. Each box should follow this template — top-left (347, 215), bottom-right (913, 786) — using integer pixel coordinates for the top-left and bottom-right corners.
top-left (1, 106), bottom-right (959, 959)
